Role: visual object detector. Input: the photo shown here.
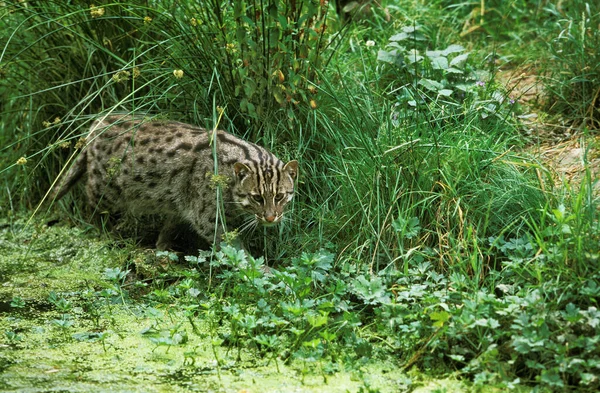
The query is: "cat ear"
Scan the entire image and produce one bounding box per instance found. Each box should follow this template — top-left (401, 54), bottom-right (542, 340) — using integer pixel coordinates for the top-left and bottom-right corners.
top-left (283, 160), bottom-right (298, 180)
top-left (234, 162), bottom-right (251, 179)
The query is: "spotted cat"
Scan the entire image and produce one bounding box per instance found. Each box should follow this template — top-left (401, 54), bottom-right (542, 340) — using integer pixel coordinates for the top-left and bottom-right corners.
top-left (51, 114), bottom-right (298, 249)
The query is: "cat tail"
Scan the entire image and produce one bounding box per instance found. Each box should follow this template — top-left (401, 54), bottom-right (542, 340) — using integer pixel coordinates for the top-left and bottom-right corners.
top-left (45, 149), bottom-right (88, 204)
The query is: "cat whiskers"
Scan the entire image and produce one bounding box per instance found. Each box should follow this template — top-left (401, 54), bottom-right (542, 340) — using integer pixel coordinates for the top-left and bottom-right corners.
top-left (238, 215), bottom-right (259, 234)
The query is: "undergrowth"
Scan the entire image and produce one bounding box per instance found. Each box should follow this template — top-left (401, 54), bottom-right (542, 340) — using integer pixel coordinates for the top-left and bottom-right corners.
top-left (1, 0), bottom-right (599, 391)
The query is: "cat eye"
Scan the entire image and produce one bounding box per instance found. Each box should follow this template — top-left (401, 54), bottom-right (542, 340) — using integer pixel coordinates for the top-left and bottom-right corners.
top-left (275, 193), bottom-right (285, 202)
top-left (251, 194), bottom-right (263, 203)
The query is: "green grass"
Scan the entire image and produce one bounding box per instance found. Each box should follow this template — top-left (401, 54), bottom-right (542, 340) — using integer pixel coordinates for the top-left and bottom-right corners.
top-left (542, 2), bottom-right (600, 129)
top-left (1, 0), bottom-right (600, 391)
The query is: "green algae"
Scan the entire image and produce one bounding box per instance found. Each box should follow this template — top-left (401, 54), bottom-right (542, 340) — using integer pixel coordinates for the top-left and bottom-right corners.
top-left (0, 217), bottom-right (477, 392)
top-left (0, 217), bottom-right (124, 302)
top-left (1, 303), bottom-right (422, 393)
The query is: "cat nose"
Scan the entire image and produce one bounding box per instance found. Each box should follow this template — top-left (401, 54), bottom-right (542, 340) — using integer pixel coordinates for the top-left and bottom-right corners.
top-left (265, 215), bottom-right (276, 223)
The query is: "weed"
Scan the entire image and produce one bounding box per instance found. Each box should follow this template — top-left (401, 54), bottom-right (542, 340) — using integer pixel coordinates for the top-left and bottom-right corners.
top-left (543, 3), bottom-right (600, 129)
top-left (48, 291), bottom-right (74, 341)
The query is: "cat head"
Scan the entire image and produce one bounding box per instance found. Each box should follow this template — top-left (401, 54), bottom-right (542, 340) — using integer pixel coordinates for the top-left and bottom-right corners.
top-left (233, 160), bottom-right (298, 226)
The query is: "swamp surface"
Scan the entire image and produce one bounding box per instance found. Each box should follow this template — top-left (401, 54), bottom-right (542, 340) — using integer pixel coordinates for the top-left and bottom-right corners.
top-left (0, 217), bottom-right (477, 392)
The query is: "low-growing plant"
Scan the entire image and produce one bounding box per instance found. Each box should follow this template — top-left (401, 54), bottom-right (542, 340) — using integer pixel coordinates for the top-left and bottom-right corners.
top-left (361, 258), bottom-right (600, 390)
top-left (156, 245), bottom-right (359, 368)
top-left (377, 24), bottom-right (520, 131)
top-left (48, 291), bottom-right (75, 341)
top-left (73, 330), bottom-right (112, 353)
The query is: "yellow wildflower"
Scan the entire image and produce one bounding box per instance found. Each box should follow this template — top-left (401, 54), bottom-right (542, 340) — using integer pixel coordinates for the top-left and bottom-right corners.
top-left (90, 5), bottom-right (105, 18)
top-left (16, 157), bottom-right (27, 165)
top-left (112, 70), bottom-right (130, 83)
top-left (221, 230), bottom-right (239, 245)
top-left (173, 69), bottom-right (184, 79)
top-left (75, 137), bottom-right (87, 149)
top-left (205, 172), bottom-right (229, 190)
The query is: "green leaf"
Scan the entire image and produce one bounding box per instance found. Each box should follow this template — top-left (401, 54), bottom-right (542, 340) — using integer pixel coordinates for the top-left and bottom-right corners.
top-left (430, 56), bottom-right (449, 70)
top-left (562, 303), bottom-right (581, 322)
top-left (10, 297), bottom-right (25, 309)
top-left (319, 330), bottom-right (336, 342)
top-left (351, 275), bottom-right (390, 305)
top-left (302, 337), bottom-right (321, 348)
top-left (446, 67), bottom-right (464, 74)
top-left (243, 78), bottom-right (257, 99)
top-left (392, 216), bottom-right (421, 239)
top-left (441, 44), bottom-right (465, 55)
top-left (406, 49), bottom-right (423, 64)
top-left (552, 204), bottom-right (566, 221)
top-left (418, 78), bottom-right (444, 92)
top-left (273, 88), bottom-right (286, 105)
top-left (389, 26), bottom-right (427, 42)
top-left (540, 370), bottom-right (564, 387)
top-left (430, 311), bottom-right (450, 327)
top-left (377, 49), bottom-right (404, 66)
top-left (450, 53), bottom-right (469, 67)
top-left (306, 312), bottom-right (328, 328)
top-left (512, 337), bottom-right (531, 354)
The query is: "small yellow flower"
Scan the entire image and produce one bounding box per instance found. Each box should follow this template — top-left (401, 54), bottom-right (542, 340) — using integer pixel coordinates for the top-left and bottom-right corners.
top-left (310, 99), bottom-right (318, 109)
top-left (42, 121), bottom-right (51, 128)
top-left (75, 137), bottom-right (87, 149)
top-left (225, 43), bottom-right (237, 53)
top-left (59, 141), bottom-right (71, 149)
top-left (16, 157), bottom-right (27, 166)
top-left (90, 5), bottom-right (105, 18)
top-left (53, 117), bottom-right (61, 125)
top-left (112, 70), bottom-right (131, 83)
top-left (206, 172), bottom-right (229, 189)
top-left (143, 16), bottom-right (152, 24)
top-left (132, 67), bottom-right (141, 79)
top-left (222, 229), bottom-right (239, 245)
top-left (190, 17), bottom-right (197, 27)
top-left (173, 69), bottom-right (184, 79)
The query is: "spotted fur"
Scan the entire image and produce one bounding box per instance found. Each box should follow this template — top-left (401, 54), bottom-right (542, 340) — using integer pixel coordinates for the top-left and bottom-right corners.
top-left (52, 114), bottom-right (298, 249)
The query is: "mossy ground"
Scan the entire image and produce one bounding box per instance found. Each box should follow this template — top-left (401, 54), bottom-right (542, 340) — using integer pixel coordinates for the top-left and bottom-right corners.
top-left (0, 216), bottom-right (480, 392)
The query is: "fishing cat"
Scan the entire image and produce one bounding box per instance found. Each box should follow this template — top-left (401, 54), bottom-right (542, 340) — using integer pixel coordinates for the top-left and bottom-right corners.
top-left (51, 114), bottom-right (298, 250)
